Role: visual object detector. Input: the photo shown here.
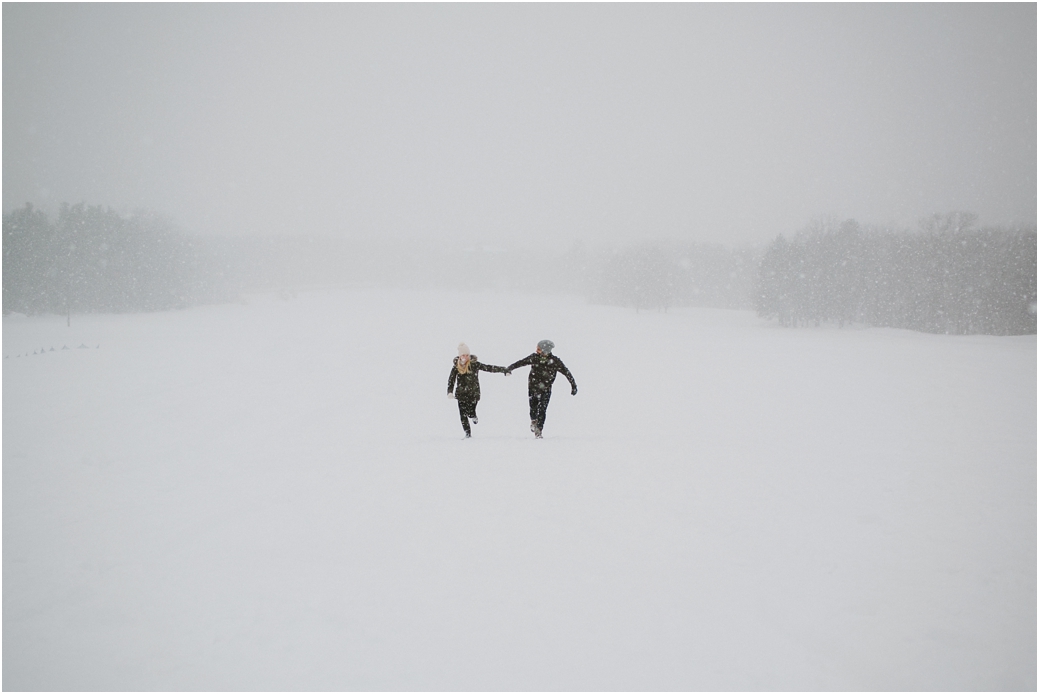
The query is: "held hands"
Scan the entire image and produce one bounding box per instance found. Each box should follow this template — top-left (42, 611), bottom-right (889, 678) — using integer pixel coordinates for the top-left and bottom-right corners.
top-left (504, 369), bottom-right (512, 377)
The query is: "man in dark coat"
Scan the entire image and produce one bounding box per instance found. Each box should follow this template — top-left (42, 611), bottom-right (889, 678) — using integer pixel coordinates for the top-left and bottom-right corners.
top-left (505, 339), bottom-right (577, 439)
top-left (448, 343), bottom-right (507, 438)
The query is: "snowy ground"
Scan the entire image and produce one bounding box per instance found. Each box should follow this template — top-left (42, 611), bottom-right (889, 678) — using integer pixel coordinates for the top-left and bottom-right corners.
top-left (3, 288), bottom-right (1036, 691)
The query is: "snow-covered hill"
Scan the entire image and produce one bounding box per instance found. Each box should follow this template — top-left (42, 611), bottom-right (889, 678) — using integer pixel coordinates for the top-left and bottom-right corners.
top-left (4, 289), bottom-right (1035, 690)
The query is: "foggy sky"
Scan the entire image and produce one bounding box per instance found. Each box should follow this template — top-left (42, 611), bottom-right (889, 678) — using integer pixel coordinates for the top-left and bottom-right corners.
top-left (3, 3), bottom-right (1036, 247)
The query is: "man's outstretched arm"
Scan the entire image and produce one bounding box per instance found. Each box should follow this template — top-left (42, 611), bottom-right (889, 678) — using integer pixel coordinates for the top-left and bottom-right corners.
top-left (557, 360), bottom-right (577, 394)
top-left (505, 354), bottom-right (535, 373)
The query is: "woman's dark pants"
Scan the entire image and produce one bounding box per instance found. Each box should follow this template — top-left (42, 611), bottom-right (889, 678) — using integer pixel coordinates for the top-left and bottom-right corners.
top-left (457, 397), bottom-right (478, 436)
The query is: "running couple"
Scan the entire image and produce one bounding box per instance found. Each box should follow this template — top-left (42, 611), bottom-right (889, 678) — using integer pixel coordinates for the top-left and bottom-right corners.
top-left (447, 340), bottom-right (578, 439)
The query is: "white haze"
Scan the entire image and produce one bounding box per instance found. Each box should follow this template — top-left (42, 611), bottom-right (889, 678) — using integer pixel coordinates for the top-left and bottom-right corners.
top-left (3, 3), bottom-right (1036, 248)
top-left (3, 5), bottom-right (1036, 690)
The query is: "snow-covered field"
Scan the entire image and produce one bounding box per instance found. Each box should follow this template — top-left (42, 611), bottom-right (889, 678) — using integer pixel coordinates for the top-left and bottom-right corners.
top-left (3, 288), bottom-right (1035, 691)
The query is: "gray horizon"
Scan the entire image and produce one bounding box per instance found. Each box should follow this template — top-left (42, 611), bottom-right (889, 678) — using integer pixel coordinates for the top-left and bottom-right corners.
top-left (3, 3), bottom-right (1036, 247)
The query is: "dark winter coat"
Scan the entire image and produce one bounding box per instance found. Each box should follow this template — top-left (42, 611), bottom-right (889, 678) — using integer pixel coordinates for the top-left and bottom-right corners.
top-left (448, 356), bottom-right (507, 402)
top-left (506, 353), bottom-right (578, 395)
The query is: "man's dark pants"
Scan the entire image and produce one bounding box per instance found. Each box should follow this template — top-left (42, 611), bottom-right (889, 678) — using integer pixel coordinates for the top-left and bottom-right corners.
top-left (529, 388), bottom-right (552, 431)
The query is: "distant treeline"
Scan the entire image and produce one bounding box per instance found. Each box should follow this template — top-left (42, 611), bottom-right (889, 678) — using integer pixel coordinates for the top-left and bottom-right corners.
top-left (5, 202), bottom-right (1035, 336)
top-left (3, 203), bottom-right (234, 316)
top-left (756, 214), bottom-right (1037, 335)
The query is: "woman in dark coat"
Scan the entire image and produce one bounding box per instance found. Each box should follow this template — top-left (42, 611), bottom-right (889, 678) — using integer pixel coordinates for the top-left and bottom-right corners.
top-left (447, 343), bottom-right (507, 438)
